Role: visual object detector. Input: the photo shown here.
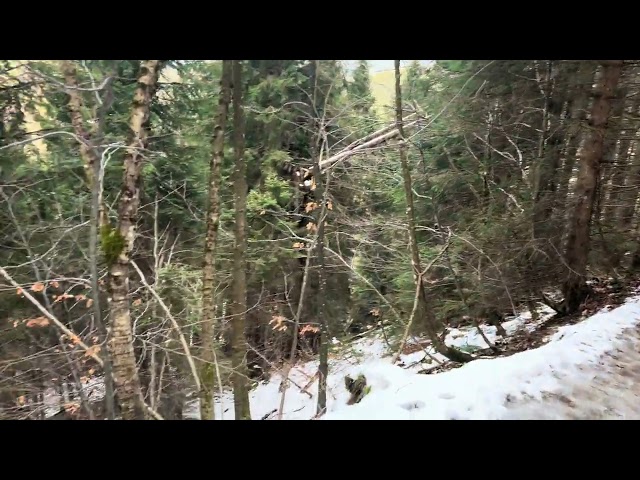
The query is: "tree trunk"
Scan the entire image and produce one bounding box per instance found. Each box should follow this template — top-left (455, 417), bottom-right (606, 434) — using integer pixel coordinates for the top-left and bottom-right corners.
top-left (596, 85), bottom-right (627, 222)
top-left (558, 62), bottom-right (595, 211)
top-left (199, 60), bottom-right (232, 421)
top-left (309, 60), bottom-right (330, 416)
top-left (562, 61), bottom-right (623, 313)
top-left (394, 60), bottom-right (472, 363)
top-left (230, 60), bottom-right (251, 420)
top-left (616, 101), bottom-right (640, 228)
top-left (107, 60), bottom-right (162, 420)
top-left (60, 60), bottom-right (115, 419)
top-left (533, 61), bottom-right (563, 243)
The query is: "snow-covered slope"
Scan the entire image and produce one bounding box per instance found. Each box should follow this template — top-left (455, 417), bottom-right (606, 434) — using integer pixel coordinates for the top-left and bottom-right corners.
top-left (185, 295), bottom-right (640, 420)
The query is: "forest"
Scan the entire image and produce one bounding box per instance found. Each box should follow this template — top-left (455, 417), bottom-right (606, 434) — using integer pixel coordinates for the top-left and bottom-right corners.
top-left (1, 59), bottom-right (639, 420)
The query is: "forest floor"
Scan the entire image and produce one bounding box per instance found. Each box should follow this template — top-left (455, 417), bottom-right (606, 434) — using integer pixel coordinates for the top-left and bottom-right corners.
top-left (183, 279), bottom-right (640, 420)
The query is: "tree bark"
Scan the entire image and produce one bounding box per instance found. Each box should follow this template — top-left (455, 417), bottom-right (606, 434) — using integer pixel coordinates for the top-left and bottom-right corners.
top-left (199, 60), bottom-right (232, 421)
top-left (310, 60), bottom-right (330, 417)
top-left (60, 60), bottom-right (115, 419)
top-left (107, 60), bottom-right (162, 420)
top-left (230, 60), bottom-right (251, 420)
top-left (558, 62), bottom-right (595, 211)
top-left (394, 60), bottom-right (472, 363)
top-left (615, 101), bottom-right (640, 228)
top-left (562, 60), bottom-right (623, 313)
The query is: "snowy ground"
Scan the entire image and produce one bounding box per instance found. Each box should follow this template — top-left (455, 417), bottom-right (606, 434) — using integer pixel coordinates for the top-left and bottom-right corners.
top-left (183, 295), bottom-right (640, 420)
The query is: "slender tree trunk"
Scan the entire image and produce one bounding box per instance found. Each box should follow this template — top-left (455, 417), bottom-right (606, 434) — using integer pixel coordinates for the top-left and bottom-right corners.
top-left (308, 61), bottom-right (330, 416)
top-left (618, 145), bottom-right (640, 229)
top-left (596, 85), bottom-right (627, 222)
top-left (230, 60), bottom-right (251, 420)
top-left (60, 60), bottom-right (115, 419)
top-left (562, 60), bottom-right (623, 313)
top-left (394, 60), bottom-right (472, 363)
top-left (107, 60), bottom-right (162, 420)
top-left (199, 60), bottom-right (232, 421)
top-left (533, 61), bottom-right (562, 242)
top-left (615, 101), bottom-right (640, 228)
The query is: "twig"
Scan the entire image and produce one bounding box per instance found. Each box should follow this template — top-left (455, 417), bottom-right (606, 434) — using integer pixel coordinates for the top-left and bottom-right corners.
top-left (391, 238), bottom-right (453, 364)
top-left (130, 261), bottom-right (201, 393)
top-left (0, 267), bottom-right (103, 367)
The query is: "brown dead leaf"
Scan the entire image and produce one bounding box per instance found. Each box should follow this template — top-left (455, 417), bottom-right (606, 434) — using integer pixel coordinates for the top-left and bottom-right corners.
top-left (300, 324), bottom-right (320, 335)
top-left (132, 298), bottom-right (142, 307)
top-left (54, 293), bottom-right (74, 303)
top-left (306, 222), bottom-right (318, 233)
top-left (17, 395), bottom-right (25, 406)
top-left (84, 345), bottom-right (101, 358)
top-left (26, 316), bottom-right (50, 328)
top-left (269, 315), bottom-right (288, 332)
top-left (30, 282), bottom-right (45, 293)
top-left (370, 307), bottom-right (381, 317)
top-left (292, 242), bottom-right (305, 249)
top-left (50, 280), bottom-right (60, 289)
top-left (69, 334), bottom-right (81, 345)
top-left (63, 402), bottom-right (80, 414)
top-left (75, 294), bottom-right (87, 302)
top-left (86, 298), bottom-right (94, 308)
top-left (305, 202), bottom-right (318, 213)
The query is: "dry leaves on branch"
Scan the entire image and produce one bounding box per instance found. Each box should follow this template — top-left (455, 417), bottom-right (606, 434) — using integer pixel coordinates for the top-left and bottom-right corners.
top-left (370, 307), bottom-right (381, 317)
top-left (306, 223), bottom-right (318, 234)
top-left (292, 242), bottom-right (306, 249)
top-left (300, 324), bottom-right (320, 335)
top-left (16, 288), bottom-right (24, 296)
top-left (269, 315), bottom-right (288, 332)
top-left (30, 282), bottom-right (45, 293)
top-left (305, 202), bottom-right (318, 213)
top-left (53, 293), bottom-right (74, 303)
top-left (132, 298), bottom-right (142, 307)
top-left (50, 280), bottom-right (60, 289)
top-left (26, 316), bottom-right (50, 328)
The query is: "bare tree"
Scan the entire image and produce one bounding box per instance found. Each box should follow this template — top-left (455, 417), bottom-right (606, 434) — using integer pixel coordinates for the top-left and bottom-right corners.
top-left (107, 60), bottom-right (162, 420)
top-left (60, 60), bottom-right (116, 419)
top-left (230, 60), bottom-right (251, 420)
top-left (394, 60), bottom-right (473, 363)
top-left (199, 60), bottom-right (232, 420)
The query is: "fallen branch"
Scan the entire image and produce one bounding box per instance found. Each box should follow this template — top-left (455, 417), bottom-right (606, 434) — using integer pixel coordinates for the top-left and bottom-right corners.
top-left (319, 119), bottom-right (421, 172)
